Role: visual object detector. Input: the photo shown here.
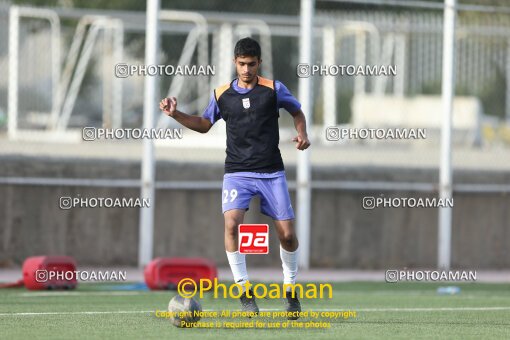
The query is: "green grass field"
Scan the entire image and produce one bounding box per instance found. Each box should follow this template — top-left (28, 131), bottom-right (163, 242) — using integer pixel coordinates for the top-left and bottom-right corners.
top-left (2, 282), bottom-right (510, 339)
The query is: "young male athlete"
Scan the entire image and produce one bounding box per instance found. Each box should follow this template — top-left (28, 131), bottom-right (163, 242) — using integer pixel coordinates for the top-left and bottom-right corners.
top-left (160, 37), bottom-right (310, 319)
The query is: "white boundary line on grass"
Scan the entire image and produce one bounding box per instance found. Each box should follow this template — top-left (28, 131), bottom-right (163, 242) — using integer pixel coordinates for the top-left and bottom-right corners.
top-left (262, 307), bottom-right (510, 312)
top-left (2, 307), bottom-right (510, 316)
top-left (356, 307), bottom-right (510, 312)
top-left (17, 292), bottom-right (158, 297)
top-left (0, 311), bottom-right (154, 316)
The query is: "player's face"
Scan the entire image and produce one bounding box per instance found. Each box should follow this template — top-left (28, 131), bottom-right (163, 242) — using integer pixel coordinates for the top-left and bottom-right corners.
top-left (234, 56), bottom-right (261, 83)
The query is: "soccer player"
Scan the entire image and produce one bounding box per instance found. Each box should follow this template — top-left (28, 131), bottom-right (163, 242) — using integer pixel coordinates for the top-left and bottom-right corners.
top-left (160, 37), bottom-right (310, 319)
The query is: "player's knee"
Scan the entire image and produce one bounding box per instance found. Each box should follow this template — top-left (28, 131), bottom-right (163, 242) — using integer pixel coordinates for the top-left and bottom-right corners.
top-left (224, 218), bottom-right (240, 237)
top-left (279, 231), bottom-right (296, 247)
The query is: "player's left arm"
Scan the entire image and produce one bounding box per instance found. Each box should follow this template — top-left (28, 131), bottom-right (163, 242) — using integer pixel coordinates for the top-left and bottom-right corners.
top-left (289, 110), bottom-right (311, 151)
top-left (275, 80), bottom-right (311, 150)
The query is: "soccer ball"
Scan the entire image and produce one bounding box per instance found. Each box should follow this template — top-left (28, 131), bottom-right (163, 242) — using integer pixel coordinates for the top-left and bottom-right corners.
top-left (168, 295), bottom-right (202, 327)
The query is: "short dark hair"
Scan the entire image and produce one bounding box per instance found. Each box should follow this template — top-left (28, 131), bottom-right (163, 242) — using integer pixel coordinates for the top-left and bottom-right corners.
top-left (234, 37), bottom-right (261, 59)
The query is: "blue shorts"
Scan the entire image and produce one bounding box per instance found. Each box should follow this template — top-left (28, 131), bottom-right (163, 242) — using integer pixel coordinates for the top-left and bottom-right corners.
top-left (222, 171), bottom-right (295, 221)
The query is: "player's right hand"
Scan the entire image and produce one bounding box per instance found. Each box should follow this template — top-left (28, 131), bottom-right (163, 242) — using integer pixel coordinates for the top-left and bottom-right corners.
top-left (160, 97), bottom-right (177, 116)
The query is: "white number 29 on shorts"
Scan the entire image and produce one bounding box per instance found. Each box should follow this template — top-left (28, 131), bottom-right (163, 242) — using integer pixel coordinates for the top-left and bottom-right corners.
top-left (223, 189), bottom-right (238, 203)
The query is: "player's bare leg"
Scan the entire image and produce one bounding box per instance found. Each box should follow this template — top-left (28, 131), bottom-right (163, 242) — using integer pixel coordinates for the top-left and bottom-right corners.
top-left (224, 209), bottom-right (245, 252)
top-left (224, 209), bottom-right (259, 315)
top-left (274, 219), bottom-right (299, 251)
top-left (274, 219), bottom-right (301, 319)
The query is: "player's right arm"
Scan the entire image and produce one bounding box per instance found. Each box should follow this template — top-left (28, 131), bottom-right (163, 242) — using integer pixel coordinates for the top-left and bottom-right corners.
top-left (160, 97), bottom-right (212, 134)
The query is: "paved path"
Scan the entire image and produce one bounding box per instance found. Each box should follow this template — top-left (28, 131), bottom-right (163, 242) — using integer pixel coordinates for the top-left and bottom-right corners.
top-left (1, 267), bottom-right (509, 283)
top-left (1, 137), bottom-right (510, 170)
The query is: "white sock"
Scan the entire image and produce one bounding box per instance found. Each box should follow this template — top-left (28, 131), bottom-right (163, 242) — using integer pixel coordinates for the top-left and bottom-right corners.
top-left (226, 250), bottom-right (249, 293)
top-left (280, 245), bottom-right (299, 291)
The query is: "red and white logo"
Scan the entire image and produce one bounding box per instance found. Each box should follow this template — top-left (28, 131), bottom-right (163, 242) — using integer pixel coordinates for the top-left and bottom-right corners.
top-left (239, 224), bottom-right (269, 254)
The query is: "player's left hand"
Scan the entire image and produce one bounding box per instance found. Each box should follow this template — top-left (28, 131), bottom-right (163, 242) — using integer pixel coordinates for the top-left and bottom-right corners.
top-left (292, 135), bottom-right (311, 150)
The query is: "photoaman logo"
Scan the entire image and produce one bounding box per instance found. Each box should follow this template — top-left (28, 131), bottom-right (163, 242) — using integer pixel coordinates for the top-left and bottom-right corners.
top-left (239, 224), bottom-right (269, 254)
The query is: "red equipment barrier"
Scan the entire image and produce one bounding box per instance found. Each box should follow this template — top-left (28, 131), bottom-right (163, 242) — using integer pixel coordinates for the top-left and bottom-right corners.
top-left (144, 257), bottom-right (217, 290)
top-left (22, 256), bottom-right (78, 290)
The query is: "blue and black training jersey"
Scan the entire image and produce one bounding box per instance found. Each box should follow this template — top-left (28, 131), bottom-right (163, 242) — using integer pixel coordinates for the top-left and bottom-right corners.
top-left (202, 76), bottom-right (301, 174)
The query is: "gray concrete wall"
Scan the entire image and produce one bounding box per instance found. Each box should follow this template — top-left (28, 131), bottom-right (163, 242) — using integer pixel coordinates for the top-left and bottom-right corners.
top-left (1, 155), bottom-right (509, 269)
